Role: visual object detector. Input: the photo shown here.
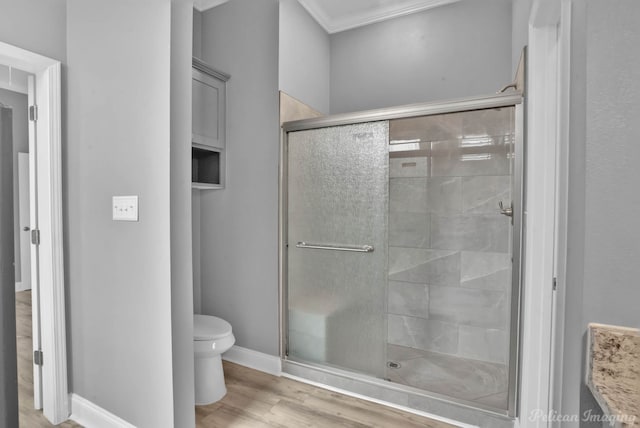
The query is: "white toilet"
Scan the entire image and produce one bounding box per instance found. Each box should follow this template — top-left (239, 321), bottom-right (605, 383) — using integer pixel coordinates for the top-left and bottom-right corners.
top-left (193, 314), bottom-right (235, 405)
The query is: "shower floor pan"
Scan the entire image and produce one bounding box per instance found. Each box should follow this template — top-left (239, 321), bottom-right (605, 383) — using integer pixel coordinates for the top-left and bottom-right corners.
top-left (386, 344), bottom-right (508, 410)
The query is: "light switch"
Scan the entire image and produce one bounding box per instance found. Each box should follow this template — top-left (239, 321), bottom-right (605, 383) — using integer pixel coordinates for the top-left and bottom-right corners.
top-left (112, 196), bottom-right (139, 222)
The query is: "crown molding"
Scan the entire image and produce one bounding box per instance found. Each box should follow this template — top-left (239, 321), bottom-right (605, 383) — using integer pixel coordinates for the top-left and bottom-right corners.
top-left (193, 0), bottom-right (228, 12)
top-left (298, 0), bottom-right (461, 34)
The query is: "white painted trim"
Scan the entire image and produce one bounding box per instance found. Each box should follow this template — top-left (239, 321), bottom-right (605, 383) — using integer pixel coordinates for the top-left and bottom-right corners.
top-left (0, 42), bottom-right (68, 425)
top-left (281, 372), bottom-right (475, 428)
top-left (530, 0), bottom-right (561, 27)
top-left (0, 81), bottom-right (27, 94)
top-left (27, 73), bottom-right (42, 411)
top-left (222, 345), bottom-right (282, 376)
top-left (516, 3), bottom-right (566, 426)
top-left (69, 394), bottom-right (136, 428)
top-left (193, 0), bottom-right (228, 12)
top-left (38, 62), bottom-right (69, 425)
top-left (550, 1), bottom-right (572, 424)
top-left (298, 0), bottom-right (460, 34)
top-left (15, 281), bottom-right (30, 292)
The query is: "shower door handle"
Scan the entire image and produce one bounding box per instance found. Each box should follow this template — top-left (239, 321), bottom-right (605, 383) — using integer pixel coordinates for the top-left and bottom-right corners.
top-left (296, 242), bottom-right (374, 253)
top-left (498, 201), bottom-right (513, 217)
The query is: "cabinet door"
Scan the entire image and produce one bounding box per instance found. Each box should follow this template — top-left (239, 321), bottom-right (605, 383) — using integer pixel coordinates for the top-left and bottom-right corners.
top-left (192, 68), bottom-right (225, 149)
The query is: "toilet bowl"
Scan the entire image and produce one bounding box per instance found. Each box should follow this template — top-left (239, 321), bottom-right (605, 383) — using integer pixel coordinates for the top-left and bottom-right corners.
top-left (193, 314), bottom-right (235, 405)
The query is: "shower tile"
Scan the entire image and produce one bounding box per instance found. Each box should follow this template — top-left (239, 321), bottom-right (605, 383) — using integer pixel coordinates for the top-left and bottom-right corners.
top-left (462, 175), bottom-right (511, 214)
top-left (393, 351), bottom-right (508, 403)
top-left (288, 331), bottom-right (327, 363)
top-left (389, 177), bottom-right (427, 214)
top-left (387, 344), bottom-right (429, 362)
top-left (458, 325), bottom-right (509, 364)
top-left (390, 113), bottom-right (463, 145)
top-left (430, 135), bottom-right (511, 177)
top-left (387, 281), bottom-right (429, 318)
top-left (461, 251), bottom-right (512, 291)
top-left (385, 368), bottom-right (407, 385)
top-left (427, 177), bottom-right (462, 215)
top-left (388, 247), bottom-right (460, 286)
top-left (389, 156), bottom-right (429, 178)
top-left (289, 303), bottom-right (334, 338)
top-left (429, 286), bottom-right (508, 329)
top-left (430, 214), bottom-right (510, 252)
top-left (389, 211), bottom-right (430, 248)
top-left (387, 314), bottom-right (458, 354)
top-left (461, 107), bottom-right (513, 138)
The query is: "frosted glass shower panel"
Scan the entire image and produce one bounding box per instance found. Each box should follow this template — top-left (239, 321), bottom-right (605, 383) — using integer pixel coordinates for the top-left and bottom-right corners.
top-left (387, 107), bottom-right (515, 411)
top-left (287, 122), bottom-right (389, 378)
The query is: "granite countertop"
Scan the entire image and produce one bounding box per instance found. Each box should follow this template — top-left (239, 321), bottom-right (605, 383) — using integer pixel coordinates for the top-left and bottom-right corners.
top-left (587, 323), bottom-right (640, 427)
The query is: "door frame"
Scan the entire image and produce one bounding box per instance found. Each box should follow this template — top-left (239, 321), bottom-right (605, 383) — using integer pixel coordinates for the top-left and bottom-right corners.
top-left (0, 41), bottom-right (68, 425)
top-left (516, 0), bottom-right (571, 426)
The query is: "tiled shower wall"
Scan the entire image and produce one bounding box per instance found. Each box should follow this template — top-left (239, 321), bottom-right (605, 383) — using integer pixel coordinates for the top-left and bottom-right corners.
top-left (387, 109), bottom-right (514, 365)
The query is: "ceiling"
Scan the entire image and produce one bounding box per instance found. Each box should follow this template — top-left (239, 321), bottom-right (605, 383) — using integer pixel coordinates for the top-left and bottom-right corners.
top-left (297, 0), bottom-right (461, 34)
top-left (193, 0), bottom-right (228, 13)
top-left (194, 0), bottom-right (461, 33)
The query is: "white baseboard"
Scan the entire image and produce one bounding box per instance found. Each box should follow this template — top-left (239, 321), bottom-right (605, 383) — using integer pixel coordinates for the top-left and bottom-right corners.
top-left (15, 282), bottom-right (30, 292)
top-left (222, 345), bottom-right (281, 376)
top-left (69, 393), bottom-right (136, 428)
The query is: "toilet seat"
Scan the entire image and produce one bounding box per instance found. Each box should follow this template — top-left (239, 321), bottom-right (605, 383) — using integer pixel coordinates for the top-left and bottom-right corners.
top-left (194, 315), bottom-right (232, 341)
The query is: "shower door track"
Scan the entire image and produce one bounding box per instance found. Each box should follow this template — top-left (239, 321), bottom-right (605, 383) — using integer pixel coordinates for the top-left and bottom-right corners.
top-left (279, 91), bottom-right (525, 421)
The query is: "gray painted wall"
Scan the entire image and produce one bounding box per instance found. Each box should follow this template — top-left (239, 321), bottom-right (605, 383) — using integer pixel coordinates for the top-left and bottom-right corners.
top-left (0, 0), bottom-right (67, 62)
top-left (199, 0), bottom-right (280, 356)
top-left (192, 189), bottom-right (202, 313)
top-left (193, 9), bottom-right (203, 59)
top-left (170, 1), bottom-right (196, 427)
top-left (0, 106), bottom-right (18, 428)
top-left (561, 1), bottom-right (640, 425)
top-left (192, 9), bottom-right (203, 315)
top-left (511, 0), bottom-right (532, 74)
top-left (0, 89), bottom-right (28, 284)
top-left (583, 0), bottom-right (640, 330)
top-left (66, 1), bottom-right (176, 425)
top-left (329, 0), bottom-right (513, 114)
top-left (279, 0), bottom-right (330, 114)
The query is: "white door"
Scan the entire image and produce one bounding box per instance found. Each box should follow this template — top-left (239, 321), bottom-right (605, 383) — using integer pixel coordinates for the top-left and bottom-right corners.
top-left (18, 152), bottom-right (31, 291)
top-left (27, 75), bottom-right (42, 410)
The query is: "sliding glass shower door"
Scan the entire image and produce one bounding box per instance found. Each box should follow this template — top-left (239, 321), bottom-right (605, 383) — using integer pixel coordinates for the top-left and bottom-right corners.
top-left (283, 97), bottom-right (522, 416)
top-left (385, 107), bottom-right (516, 411)
top-left (286, 122), bottom-right (389, 377)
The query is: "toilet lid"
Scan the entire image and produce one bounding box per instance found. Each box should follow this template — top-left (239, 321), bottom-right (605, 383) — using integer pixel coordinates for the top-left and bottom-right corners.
top-left (194, 315), bottom-right (232, 341)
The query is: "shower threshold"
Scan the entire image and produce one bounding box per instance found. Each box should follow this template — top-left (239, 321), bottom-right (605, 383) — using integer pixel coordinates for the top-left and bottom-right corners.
top-left (282, 358), bottom-right (515, 428)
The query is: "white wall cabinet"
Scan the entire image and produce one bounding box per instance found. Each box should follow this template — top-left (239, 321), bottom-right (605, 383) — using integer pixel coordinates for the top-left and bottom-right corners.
top-left (192, 58), bottom-right (229, 189)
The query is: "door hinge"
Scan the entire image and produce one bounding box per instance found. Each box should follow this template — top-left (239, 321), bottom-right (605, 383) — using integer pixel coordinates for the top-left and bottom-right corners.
top-left (34, 350), bottom-right (43, 366)
top-left (29, 105), bottom-right (38, 122)
top-left (552, 277), bottom-right (558, 291)
top-left (31, 229), bottom-right (40, 245)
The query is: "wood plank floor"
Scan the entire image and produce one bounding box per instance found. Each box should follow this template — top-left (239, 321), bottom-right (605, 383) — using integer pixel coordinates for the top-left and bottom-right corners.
top-left (17, 290), bottom-right (454, 427)
top-left (197, 361), bottom-right (457, 428)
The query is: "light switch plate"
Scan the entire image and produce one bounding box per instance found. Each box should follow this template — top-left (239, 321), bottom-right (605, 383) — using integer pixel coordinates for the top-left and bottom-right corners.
top-left (112, 195), bottom-right (139, 221)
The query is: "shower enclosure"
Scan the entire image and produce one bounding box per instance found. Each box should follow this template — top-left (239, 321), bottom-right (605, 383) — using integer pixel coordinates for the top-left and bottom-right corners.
top-left (280, 92), bottom-right (524, 421)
